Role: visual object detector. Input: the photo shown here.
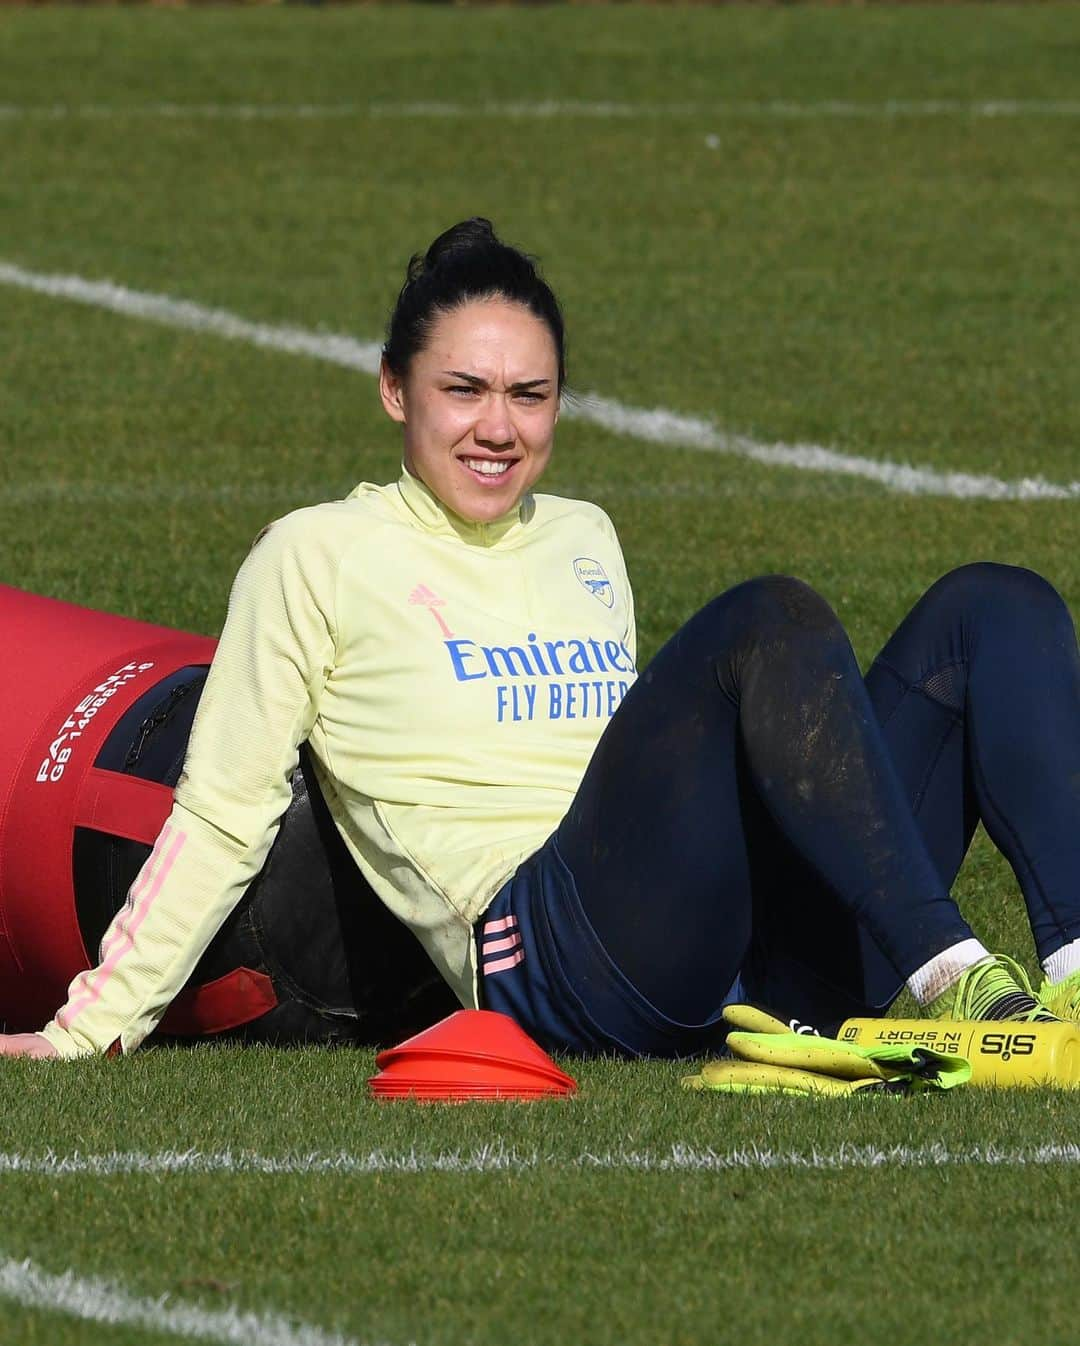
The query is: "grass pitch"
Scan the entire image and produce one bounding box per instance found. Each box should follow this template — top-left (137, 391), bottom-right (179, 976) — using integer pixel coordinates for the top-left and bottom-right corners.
top-left (1, 5), bottom-right (1080, 1343)
top-left (4, 1051), bottom-right (1080, 1346)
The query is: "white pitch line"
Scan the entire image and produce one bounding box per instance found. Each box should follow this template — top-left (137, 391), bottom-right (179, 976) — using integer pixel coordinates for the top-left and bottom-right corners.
top-left (3, 99), bottom-right (1080, 121)
top-left (372, 99), bottom-right (1080, 121)
top-left (1, 258), bottom-right (1076, 501)
top-left (0, 481), bottom-right (333, 507)
top-left (0, 479), bottom-right (813, 507)
top-left (0, 102), bottom-right (365, 122)
top-left (563, 393), bottom-right (1080, 500)
top-left (0, 1255), bottom-right (387, 1346)
top-left (2, 1143), bottom-right (1080, 1176)
top-left (0, 261), bottom-right (382, 374)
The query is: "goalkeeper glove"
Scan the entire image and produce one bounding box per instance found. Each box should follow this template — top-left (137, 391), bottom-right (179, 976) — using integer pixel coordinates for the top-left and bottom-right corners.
top-left (681, 1004), bottom-right (971, 1097)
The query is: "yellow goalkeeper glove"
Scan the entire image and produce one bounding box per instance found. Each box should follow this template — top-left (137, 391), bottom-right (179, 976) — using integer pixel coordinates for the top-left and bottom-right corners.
top-left (682, 1004), bottom-right (971, 1097)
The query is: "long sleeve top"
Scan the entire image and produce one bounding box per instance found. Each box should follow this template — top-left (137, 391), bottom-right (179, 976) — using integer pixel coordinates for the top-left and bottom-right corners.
top-left (40, 470), bottom-right (637, 1056)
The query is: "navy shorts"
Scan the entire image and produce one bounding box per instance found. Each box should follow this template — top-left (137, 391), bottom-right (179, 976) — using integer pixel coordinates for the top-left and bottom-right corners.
top-left (477, 836), bottom-right (735, 1059)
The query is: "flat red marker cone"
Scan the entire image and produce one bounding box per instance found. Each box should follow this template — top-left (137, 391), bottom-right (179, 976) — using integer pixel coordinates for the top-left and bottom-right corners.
top-left (369, 1010), bottom-right (576, 1102)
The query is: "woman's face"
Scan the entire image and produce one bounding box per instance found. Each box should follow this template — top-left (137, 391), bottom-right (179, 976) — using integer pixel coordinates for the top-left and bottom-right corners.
top-left (379, 297), bottom-right (560, 524)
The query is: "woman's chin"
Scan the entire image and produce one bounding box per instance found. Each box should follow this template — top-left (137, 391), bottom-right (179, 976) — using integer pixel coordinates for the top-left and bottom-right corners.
top-left (452, 483), bottom-right (525, 523)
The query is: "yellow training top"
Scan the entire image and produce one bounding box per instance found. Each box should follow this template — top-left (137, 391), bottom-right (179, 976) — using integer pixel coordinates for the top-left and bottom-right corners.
top-left (41, 471), bottom-right (637, 1056)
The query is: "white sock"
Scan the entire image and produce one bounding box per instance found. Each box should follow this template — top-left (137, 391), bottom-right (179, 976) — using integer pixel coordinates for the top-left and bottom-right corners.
top-left (907, 939), bottom-right (991, 1006)
top-left (1043, 939), bottom-right (1080, 985)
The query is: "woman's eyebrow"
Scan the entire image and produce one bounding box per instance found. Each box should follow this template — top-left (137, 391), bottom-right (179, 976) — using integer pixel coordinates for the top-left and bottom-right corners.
top-left (443, 370), bottom-right (552, 391)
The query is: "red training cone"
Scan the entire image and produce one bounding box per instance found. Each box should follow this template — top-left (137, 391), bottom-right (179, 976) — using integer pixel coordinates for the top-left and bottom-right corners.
top-left (369, 1009), bottom-right (577, 1102)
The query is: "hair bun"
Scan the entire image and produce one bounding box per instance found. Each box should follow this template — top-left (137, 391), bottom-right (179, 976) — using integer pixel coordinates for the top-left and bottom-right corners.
top-left (423, 217), bottom-right (499, 270)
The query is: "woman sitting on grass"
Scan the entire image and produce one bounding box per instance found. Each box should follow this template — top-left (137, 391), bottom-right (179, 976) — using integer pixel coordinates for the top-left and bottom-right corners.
top-left (4, 218), bottom-right (1080, 1061)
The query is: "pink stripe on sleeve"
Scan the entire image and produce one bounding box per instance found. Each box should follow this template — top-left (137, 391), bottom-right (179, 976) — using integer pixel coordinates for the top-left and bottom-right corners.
top-left (483, 949), bottom-right (525, 975)
top-left (91, 823), bottom-right (171, 966)
top-left (57, 825), bottom-right (188, 1030)
top-left (482, 915), bottom-right (518, 935)
top-left (481, 934), bottom-right (522, 956)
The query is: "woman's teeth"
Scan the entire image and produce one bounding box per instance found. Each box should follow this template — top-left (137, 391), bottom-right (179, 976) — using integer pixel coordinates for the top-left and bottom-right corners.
top-left (463, 458), bottom-right (511, 476)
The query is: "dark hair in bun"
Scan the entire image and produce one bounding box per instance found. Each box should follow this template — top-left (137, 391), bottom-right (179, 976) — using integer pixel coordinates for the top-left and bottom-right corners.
top-left (383, 218), bottom-right (566, 389)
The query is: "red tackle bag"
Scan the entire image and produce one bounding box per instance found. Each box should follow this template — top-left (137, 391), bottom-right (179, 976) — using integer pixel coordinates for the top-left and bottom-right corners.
top-left (0, 585), bottom-right (453, 1043)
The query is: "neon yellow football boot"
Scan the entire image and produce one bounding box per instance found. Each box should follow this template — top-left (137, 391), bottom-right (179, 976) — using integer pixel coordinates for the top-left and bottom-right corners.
top-left (928, 954), bottom-right (1060, 1023)
top-left (1037, 966), bottom-right (1080, 1022)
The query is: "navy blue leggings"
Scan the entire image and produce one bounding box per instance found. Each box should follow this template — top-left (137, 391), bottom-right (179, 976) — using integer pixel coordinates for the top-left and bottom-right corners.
top-left (555, 563), bottom-right (1080, 1029)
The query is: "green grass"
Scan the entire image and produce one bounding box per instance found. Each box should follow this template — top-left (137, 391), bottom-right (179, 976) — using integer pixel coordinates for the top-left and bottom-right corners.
top-left (2, 5), bottom-right (1080, 1343)
top-left (3, 1049), bottom-right (1080, 1346)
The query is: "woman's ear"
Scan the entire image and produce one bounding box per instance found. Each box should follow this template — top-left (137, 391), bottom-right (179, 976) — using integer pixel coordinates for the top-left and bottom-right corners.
top-left (379, 360), bottom-right (407, 424)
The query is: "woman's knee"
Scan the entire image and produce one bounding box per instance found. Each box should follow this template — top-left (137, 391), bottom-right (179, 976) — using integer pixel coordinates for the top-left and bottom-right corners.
top-left (689, 577), bottom-right (852, 687)
top-left (924, 562), bottom-right (1072, 631)
top-left (711, 574), bottom-right (844, 640)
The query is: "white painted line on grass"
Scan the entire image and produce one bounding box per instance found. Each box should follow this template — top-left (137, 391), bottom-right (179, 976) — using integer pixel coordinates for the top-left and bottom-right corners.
top-left (371, 99), bottom-right (1080, 121)
top-left (2, 1143), bottom-right (1080, 1176)
top-left (0, 103), bottom-right (365, 121)
top-left (0, 261), bottom-right (382, 373)
top-left (0, 481), bottom-right (330, 507)
top-left (0, 1255), bottom-right (389, 1346)
top-left (0, 480), bottom-right (802, 507)
top-left (3, 100), bottom-right (1080, 121)
top-left (2, 258), bottom-right (1077, 501)
top-left (563, 393), bottom-right (1080, 500)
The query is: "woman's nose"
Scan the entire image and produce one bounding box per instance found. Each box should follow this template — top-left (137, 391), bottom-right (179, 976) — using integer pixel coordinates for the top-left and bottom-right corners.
top-left (475, 397), bottom-right (515, 448)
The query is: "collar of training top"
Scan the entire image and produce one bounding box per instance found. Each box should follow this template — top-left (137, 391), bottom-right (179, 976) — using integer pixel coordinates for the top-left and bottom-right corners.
top-left (392, 466), bottom-right (535, 547)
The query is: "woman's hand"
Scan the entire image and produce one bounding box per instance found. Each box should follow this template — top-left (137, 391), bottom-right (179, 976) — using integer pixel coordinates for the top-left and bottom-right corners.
top-left (0, 1033), bottom-right (59, 1059)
